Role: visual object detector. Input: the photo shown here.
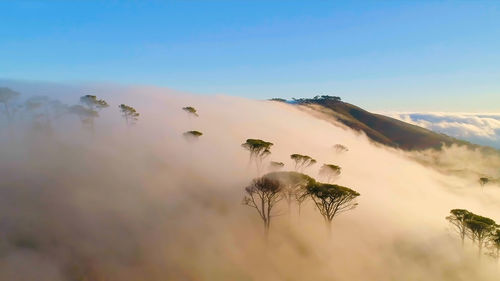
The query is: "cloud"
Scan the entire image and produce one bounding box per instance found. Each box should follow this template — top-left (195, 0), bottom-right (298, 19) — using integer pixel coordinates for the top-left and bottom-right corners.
top-left (387, 112), bottom-right (500, 148)
top-left (0, 81), bottom-right (500, 280)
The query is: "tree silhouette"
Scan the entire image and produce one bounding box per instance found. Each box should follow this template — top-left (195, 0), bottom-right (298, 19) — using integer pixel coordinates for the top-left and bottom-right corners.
top-left (182, 106), bottom-right (199, 117)
top-left (183, 130), bottom-right (203, 141)
top-left (268, 161), bottom-right (284, 171)
top-left (489, 229), bottom-right (500, 261)
top-left (333, 144), bottom-right (349, 153)
top-left (69, 105), bottom-right (98, 129)
top-left (79, 95), bottom-right (109, 132)
top-left (119, 104), bottom-right (139, 126)
top-left (243, 176), bottom-right (283, 236)
top-left (446, 209), bottom-right (473, 247)
top-left (306, 182), bottom-right (360, 235)
top-left (466, 214), bottom-right (496, 256)
top-left (80, 95), bottom-right (109, 111)
top-left (479, 177), bottom-right (489, 189)
top-left (242, 139), bottom-right (273, 174)
top-left (290, 154), bottom-right (316, 172)
top-left (319, 164), bottom-right (341, 183)
top-left (264, 171), bottom-right (315, 215)
top-left (0, 87), bottom-right (20, 121)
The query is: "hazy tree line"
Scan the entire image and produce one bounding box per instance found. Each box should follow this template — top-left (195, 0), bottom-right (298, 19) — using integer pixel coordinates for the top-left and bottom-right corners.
top-left (0, 87), bottom-right (140, 132)
top-left (447, 209), bottom-right (500, 260)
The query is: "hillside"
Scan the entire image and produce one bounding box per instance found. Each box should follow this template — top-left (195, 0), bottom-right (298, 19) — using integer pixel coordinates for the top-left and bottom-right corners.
top-left (284, 96), bottom-right (474, 151)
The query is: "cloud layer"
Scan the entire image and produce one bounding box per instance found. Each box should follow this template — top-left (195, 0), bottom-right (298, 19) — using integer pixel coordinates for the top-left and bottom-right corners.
top-left (388, 112), bottom-right (500, 149)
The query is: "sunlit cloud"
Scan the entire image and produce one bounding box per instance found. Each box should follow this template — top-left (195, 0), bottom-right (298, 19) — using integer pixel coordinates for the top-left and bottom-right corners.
top-left (387, 112), bottom-right (500, 148)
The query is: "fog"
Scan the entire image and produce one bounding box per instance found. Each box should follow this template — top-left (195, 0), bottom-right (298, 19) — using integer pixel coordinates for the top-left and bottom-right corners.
top-left (0, 83), bottom-right (499, 281)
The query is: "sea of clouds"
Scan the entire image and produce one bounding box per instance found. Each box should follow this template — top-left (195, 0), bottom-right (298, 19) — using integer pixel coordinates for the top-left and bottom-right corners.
top-left (387, 113), bottom-right (500, 149)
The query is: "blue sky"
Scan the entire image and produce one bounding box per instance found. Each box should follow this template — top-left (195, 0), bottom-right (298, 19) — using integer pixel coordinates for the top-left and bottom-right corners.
top-left (1, 1), bottom-right (499, 111)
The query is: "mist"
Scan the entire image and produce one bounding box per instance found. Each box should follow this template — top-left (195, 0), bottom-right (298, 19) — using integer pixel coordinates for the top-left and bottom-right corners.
top-left (1, 82), bottom-right (499, 281)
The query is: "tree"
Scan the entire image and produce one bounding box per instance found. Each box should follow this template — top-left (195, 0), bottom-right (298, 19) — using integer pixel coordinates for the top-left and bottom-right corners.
top-left (479, 177), bottom-right (489, 188)
top-left (306, 182), bottom-right (360, 235)
top-left (183, 130), bottom-right (203, 141)
top-left (243, 176), bottom-right (283, 236)
top-left (182, 106), bottom-right (199, 117)
top-left (488, 229), bottom-right (500, 261)
top-left (290, 154), bottom-right (316, 172)
top-left (69, 105), bottom-right (98, 129)
top-left (241, 139), bottom-right (273, 174)
top-left (333, 144), bottom-right (349, 153)
top-left (319, 164), bottom-right (342, 183)
top-left (264, 171), bottom-right (315, 215)
top-left (79, 95), bottom-right (109, 132)
top-left (80, 95), bottom-right (109, 111)
top-left (0, 87), bottom-right (20, 121)
top-left (268, 161), bottom-right (284, 171)
top-left (446, 209), bottom-right (473, 247)
top-left (119, 104), bottom-right (139, 126)
top-left (466, 214), bottom-right (496, 256)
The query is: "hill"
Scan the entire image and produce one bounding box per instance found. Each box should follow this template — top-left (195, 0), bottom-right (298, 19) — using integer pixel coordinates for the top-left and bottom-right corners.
top-left (280, 96), bottom-right (474, 151)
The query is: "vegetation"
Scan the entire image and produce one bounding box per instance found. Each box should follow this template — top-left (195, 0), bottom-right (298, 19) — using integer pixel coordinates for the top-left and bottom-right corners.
top-left (333, 144), bottom-right (349, 153)
top-left (242, 139), bottom-right (273, 174)
top-left (80, 95), bottom-right (109, 110)
top-left (269, 161), bottom-right (285, 171)
top-left (119, 104), bottom-right (139, 126)
top-left (489, 229), bottom-right (500, 260)
top-left (69, 105), bottom-right (99, 128)
top-left (446, 209), bottom-right (473, 247)
top-left (479, 177), bottom-right (489, 188)
top-left (243, 176), bottom-right (283, 236)
top-left (0, 87), bottom-right (20, 121)
top-left (264, 171), bottom-right (315, 215)
top-left (306, 182), bottom-right (360, 234)
top-left (183, 130), bottom-right (203, 140)
top-left (319, 164), bottom-right (341, 183)
top-left (446, 209), bottom-right (498, 257)
top-left (182, 106), bottom-right (199, 117)
top-left (292, 95), bottom-right (341, 104)
top-left (290, 154), bottom-right (316, 172)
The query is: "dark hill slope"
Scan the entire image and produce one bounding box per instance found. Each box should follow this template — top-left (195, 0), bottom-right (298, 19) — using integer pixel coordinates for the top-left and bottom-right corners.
top-left (287, 96), bottom-right (472, 150)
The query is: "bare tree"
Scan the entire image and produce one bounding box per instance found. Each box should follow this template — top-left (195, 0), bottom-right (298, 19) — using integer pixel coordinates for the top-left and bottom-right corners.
top-left (290, 154), bottom-right (316, 172)
top-left (243, 176), bottom-right (283, 236)
top-left (306, 182), bottom-right (360, 235)
top-left (119, 104), bottom-right (139, 126)
top-left (264, 171), bottom-right (315, 215)
top-left (446, 209), bottom-right (473, 247)
top-left (319, 164), bottom-right (341, 183)
top-left (242, 139), bottom-right (273, 174)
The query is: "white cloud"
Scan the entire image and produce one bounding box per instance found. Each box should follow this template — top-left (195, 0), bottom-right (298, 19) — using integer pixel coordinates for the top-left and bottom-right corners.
top-left (387, 112), bottom-right (500, 148)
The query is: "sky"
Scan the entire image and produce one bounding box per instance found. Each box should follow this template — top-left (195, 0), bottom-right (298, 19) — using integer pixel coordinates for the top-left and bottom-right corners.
top-left (1, 1), bottom-right (500, 112)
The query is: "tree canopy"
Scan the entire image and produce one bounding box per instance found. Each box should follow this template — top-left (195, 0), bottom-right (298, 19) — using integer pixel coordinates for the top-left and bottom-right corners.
top-left (119, 104), bottom-right (140, 125)
top-left (182, 106), bottom-right (199, 117)
top-left (306, 182), bottom-right (360, 233)
top-left (80, 95), bottom-right (109, 110)
top-left (290, 154), bottom-right (316, 172)
top-left (319, 164), bottom-right (342, 183)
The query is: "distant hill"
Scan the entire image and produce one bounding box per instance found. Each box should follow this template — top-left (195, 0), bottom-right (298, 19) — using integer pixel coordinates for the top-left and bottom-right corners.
top-left (277, 96), bottom-right (474, 151)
